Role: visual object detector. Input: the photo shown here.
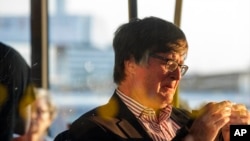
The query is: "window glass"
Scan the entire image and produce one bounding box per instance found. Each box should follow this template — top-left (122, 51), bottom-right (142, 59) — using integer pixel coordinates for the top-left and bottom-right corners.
top-left (138, 0), bottom-right (175, 21)
top-left (180, 0), bottom-right (250, 109)
top-left (48, 0), bottom-right (250, 137)
top-left (0, 0), bottom-right (31, 64)
top-left (2, 0), bottom-right (249, 138)
top-left (48, 0), bottom-right (127, 136)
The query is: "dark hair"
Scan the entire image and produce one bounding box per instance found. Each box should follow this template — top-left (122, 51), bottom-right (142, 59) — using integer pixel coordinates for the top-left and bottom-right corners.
top-left (0, 42), bottom-right (35, 140)
top-left (113, 16), bottom-right (188, 84)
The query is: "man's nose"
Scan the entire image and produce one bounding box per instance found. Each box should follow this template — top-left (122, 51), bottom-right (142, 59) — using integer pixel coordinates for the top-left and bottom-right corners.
top-left (169, 67), bottom-right (181, 80)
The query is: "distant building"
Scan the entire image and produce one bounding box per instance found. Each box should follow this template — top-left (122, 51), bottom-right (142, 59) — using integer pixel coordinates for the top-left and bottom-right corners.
top-left (180, 71), bottom-right (250, 94)
top-left (0, 0), bottom-right (115, 92)
top-left (0, 15), bottom-right (91, 44)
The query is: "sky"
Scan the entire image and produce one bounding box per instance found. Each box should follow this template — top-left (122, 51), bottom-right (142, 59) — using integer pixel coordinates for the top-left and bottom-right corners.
top-left (0, 0), bottom-right (249, 75)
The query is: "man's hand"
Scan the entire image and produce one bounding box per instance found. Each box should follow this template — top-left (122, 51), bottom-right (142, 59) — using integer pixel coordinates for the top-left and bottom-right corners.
top-left (221, 104), bottom-right (250, 141)
top-left (188, 101), bottom-right (233, 141)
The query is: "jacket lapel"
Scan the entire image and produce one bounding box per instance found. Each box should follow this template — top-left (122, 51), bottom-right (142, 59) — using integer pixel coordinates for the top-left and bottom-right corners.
top-left (170, 107), bottom-right (191, 127)
top-left (106, 92), bottom-right (153, 140)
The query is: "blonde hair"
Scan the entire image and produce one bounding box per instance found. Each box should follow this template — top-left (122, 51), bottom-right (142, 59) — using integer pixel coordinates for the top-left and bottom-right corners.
top-left (34, 88), bottom-right (57, 120)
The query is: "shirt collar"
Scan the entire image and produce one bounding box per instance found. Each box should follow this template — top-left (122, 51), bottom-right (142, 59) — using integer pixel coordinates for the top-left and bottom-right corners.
top-left (116, 89), bottom-right (172, 123)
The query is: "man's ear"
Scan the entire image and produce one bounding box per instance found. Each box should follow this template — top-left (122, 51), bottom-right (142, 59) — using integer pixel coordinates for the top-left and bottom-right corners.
top-left (124, 58), bottom-right (137, 74)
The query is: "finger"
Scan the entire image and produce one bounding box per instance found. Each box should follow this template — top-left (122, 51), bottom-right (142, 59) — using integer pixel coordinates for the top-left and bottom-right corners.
top-left (216, 101), bottom-right (234, 111)
top-left (201, 101), bottom-right (232, 121)
top-left (230, 116), bottom-right (249, 124)
top-left (205, 101), bottom-right (233, 114)
top-left (212, 107), bottom-right (231, 128)
top-left (231, 110), bottom-right (248, 118)
top-left (222, 123), bottom-right (230, 132)
top-left (214, 116), bottom-right (230, 129)
top-left (248, 111), bottom-right (250, 124)
top-left (231, 104), bottom-right (248, 117)
top-left (231, 104), bottom-right (247, 111)
top-left (193, 101), bottom-right (233, 128)
top-left (194, 105), bottom-right (231, 130)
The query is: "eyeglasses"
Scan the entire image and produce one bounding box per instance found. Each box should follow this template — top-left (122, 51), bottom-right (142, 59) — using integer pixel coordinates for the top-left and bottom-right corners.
top-left (150, 54), bottom-right (188, 76)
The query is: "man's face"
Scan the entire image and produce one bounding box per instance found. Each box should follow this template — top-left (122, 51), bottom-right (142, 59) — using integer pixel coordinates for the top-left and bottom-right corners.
top-left (133, 52), bottom-right (186, 109)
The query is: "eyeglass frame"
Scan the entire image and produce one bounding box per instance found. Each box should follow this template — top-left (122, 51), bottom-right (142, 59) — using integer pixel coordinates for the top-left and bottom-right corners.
top-left (150, 54), bottom-right (188, 76)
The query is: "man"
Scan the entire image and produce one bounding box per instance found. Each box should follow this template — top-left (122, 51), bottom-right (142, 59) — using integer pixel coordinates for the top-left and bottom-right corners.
top-left (55, 17), bottom-right (249, 141)
top-left (0, 42), bottom-right (35, 141)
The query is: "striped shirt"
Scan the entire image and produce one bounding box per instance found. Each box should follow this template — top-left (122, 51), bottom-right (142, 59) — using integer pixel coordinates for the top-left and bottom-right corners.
top-left (116, 89), bottom-right (180, 141)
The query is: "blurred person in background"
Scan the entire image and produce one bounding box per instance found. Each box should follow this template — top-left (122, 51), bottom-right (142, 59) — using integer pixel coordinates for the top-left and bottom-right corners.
top-left (54, 17), bottom-right (249, 141)
top-left (13, 88), bottom-right (57, 141)
top-left (0, 42), bottom-right (35, 141)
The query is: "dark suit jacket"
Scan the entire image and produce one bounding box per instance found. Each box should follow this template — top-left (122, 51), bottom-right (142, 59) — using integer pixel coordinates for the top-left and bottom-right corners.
top-left (54, 92), bottom-right (193, 141)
